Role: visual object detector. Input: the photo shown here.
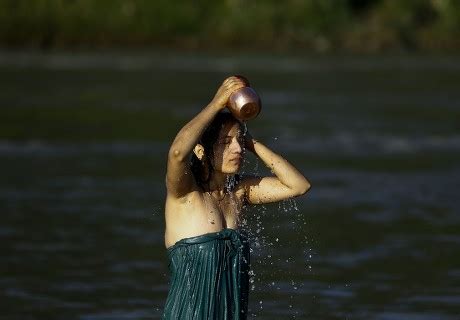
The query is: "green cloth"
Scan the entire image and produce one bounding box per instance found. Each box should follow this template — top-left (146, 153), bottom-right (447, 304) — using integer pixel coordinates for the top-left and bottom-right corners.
top-left (163, 228), bottom-right (250, 320)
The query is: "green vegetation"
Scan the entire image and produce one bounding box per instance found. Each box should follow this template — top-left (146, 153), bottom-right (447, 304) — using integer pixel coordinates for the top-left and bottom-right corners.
top-left (1, 0), bottom-right (459, 52)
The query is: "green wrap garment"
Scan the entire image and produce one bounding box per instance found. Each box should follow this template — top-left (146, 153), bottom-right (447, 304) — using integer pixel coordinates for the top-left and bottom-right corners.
top-left (163, 228), bottom-right (250, 320)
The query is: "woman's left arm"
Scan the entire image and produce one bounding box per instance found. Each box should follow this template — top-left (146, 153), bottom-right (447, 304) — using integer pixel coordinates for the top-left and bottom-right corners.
top-left (239, 133), bottom-right (311, 204)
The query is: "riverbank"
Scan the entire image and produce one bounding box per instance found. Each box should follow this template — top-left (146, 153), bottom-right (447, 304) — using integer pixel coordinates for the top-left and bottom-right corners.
top-left (1, 0), bottom-right (459, 52)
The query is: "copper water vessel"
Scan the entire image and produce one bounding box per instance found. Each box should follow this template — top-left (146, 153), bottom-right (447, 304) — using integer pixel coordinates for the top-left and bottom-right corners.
top-left (227, 86), bottom-right (261, 121)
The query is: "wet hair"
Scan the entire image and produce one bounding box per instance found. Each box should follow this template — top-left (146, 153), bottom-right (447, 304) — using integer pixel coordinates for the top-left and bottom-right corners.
top-left (190, 111), bottom-right (243, 191)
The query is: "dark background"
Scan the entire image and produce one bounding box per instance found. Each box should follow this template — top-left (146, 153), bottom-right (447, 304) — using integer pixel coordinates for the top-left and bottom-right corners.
top-left (1, 1), bottom-right (460, 319)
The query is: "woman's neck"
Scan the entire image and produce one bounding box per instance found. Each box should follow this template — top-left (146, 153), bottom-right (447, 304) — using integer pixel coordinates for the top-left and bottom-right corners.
top-left (207, 171), bottom-right (229, 193)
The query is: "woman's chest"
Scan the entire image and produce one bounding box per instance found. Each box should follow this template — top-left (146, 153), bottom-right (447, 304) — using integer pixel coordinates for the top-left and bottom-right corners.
top-left (202, 192), bottom-right (243, 226)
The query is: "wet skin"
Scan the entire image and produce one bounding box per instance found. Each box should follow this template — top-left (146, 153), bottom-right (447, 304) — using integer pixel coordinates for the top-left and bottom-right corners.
top-left (164, 122), bottom-right (247, 248)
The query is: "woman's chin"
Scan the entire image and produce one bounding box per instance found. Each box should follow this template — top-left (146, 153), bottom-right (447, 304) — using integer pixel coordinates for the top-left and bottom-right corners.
top-left (224, 166), bottom-right (240, 174)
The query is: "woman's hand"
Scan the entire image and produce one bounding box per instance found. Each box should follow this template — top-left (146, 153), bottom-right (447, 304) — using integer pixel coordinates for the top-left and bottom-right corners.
top-left (211, 76), bottom-right (247, 109)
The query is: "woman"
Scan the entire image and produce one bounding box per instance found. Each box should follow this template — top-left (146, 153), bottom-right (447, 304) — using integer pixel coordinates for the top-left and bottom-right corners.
top-left (163, 76), bottom-right (310, 319)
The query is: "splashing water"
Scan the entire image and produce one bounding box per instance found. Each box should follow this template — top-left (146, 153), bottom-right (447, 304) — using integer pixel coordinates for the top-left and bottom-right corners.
top-left (225, 174), bottom-right (238, 192)
top-left (237, 128), bottom-right (314, 318)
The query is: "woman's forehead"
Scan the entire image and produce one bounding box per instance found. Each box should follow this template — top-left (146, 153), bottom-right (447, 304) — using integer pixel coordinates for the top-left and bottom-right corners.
top-left (218, 122), bottom-right (242, 138)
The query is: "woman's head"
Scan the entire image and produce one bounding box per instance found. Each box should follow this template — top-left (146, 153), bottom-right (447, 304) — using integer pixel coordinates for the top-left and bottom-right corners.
top-left (191, 112), bottom-right (245, 188)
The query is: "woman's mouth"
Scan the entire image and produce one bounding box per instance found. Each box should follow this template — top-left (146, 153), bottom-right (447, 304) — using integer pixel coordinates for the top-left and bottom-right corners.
top-left (230, 157), bottom-right (242, 164)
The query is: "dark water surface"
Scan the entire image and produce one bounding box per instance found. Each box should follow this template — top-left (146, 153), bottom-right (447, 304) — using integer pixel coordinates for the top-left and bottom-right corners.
top-left (1, 51), bottom-right (459, 319)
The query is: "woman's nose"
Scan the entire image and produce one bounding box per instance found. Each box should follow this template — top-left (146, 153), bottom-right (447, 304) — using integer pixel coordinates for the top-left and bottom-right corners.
top-left (232, 140), bottom-right (242, 153)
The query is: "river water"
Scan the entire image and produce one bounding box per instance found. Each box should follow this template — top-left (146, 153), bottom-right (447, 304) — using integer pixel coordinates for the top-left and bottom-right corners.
top-left (1, 51), bottom-right (459, 319)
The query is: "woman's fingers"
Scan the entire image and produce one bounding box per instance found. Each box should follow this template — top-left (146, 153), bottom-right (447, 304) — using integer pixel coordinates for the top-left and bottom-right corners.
top-left (213, 76), bottom-right (247, 106)
top-left (223, 76), bottom-right (246, 86)
top-left (221, 80), bottom-right (245, 95)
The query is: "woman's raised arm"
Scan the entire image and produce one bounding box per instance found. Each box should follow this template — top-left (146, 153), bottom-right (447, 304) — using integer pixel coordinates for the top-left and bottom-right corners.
top-left (239, 131), bottom-right (311, 204)
top-left (166, 76), bottom-right (246, 198)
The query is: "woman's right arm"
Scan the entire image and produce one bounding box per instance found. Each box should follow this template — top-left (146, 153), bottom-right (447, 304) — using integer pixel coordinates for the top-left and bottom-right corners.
top-left (166, 76), bottom-right (246, 198)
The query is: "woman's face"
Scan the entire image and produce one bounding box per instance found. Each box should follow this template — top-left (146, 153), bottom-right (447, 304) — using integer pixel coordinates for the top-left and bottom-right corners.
top-left (211, 122), bottom-right (244, 174)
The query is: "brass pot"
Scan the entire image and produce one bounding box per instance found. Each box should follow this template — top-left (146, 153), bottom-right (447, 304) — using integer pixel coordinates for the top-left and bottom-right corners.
top-left (227, 86), bottom-right (261, 121)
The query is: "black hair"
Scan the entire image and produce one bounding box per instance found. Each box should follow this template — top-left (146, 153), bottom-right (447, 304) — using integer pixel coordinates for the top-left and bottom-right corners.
top-left (190, 111), bottom-right (243, 191)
